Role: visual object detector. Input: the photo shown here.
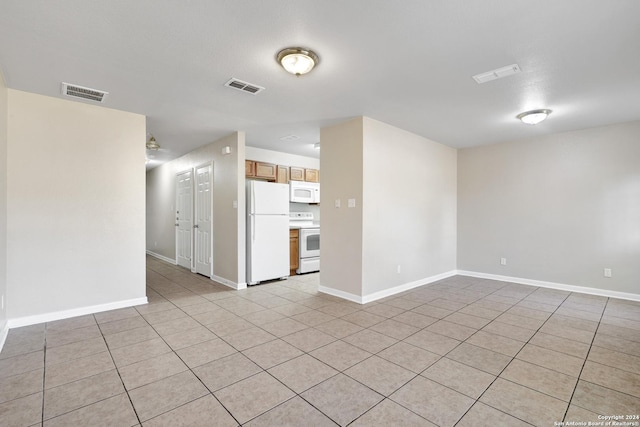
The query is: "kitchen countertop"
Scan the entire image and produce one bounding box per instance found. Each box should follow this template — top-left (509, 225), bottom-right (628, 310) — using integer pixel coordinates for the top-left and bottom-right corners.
top-left (289, 223), bottom-right (320, 230)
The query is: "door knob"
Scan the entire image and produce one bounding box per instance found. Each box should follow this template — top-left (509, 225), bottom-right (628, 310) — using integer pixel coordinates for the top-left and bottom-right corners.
top-left (194, 224), bottom-right (199, 229)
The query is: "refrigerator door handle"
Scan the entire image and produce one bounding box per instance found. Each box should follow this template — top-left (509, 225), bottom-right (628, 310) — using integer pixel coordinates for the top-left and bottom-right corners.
top-left (251, 182), bottom-right (255, 214)
top-left (250, 183), bottom-right (255, 242)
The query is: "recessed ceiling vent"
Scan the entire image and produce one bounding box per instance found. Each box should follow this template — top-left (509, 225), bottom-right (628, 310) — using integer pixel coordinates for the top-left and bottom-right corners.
top-left (472, 64), bottom-right (521, 84)
top-left (279, 134), bottom-right (300, 141)
top-left (61, 82), bottom-right (109, 102)
top-left (224, 78), bottom-right (265, 95)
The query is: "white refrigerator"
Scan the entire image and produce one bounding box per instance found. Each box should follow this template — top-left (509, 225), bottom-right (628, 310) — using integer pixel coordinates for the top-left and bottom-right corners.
top-left (246, 180), bottom-right (290, 285)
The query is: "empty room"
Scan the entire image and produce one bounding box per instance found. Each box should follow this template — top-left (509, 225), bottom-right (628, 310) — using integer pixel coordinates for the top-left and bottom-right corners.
top-left (1, 1), bottom-right (639, 426)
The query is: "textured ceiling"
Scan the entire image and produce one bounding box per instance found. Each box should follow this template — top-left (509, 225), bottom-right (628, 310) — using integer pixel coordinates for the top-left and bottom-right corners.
top-left (1, 1), bottom-right (639, 167)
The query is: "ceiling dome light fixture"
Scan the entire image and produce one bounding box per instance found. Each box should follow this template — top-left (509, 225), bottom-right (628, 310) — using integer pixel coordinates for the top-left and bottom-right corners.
top-left (516, 109), bottom-right (552, 125)
top-left (146, 135), bottom-right (160, 150)
top-left (277, 47), bottom-right (319, 76)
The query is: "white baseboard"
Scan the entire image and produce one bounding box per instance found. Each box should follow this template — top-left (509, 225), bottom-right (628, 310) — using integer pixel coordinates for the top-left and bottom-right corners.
top-left (362, 270), bottom-right (458, 304)
top-left (457, 270), bottom-right (640, 302)
top-left (0, 320), bottom-right (8, 354)
top-left (7, 297), bottom-right (149, 329)
top-left (318, 286), bottom-right (363, 304)
top-left (212, 275), bottom-right (247, 290)
top-left (319, 270), bottom-right (458, 304)
top-left (145, 250), bottom-right (176, 265)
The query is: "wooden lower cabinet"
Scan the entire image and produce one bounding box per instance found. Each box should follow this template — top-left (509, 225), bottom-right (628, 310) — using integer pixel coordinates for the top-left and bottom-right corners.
top-left (289, 229), bottom-right (299, 275)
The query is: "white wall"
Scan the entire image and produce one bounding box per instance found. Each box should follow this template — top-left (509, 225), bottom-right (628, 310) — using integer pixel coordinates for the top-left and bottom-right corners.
top-left (146, 162), bottom-right (176, 260)
top-left (7, 90), bottom-right (147, 322)
top-left (320, 118), bottom-right (364, 297)
top-left (245, 146), bottom-right (319, 170)
top-left (146, 133), bottom-right (246, 287)
top-left (362, 117), bottom-right (457, 296)
top-left (458, 120), bottom-right (640, 296)
top-left (320, 117), bottom-right (457, 301)
top-left (0, 72), bottom-right (8, 339)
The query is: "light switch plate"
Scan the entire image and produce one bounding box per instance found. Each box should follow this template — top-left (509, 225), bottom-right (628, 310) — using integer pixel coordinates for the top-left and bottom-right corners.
top-left (348, 198), bottom-right (356, 208)
top-left (335, 199), bottom-right (341, 208)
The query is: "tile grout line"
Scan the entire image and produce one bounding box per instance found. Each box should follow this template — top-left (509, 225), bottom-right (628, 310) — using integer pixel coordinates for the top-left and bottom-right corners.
top-left (96, 314), bottom-right (144, 427)
top-left (17, 258), bottom-right (634, 426)
top-left (37, 316), bottom-right (139, 425)
top-left (445, 282), bottom-right (540, 426)
top-left (142, 264), bottom-right (338, 425)
top-left (157, 263), bottom-right (417, 425)
top-left (131, 303), bottom-right (243, 426)
top-left (301, 279), bottom-right (523, 426)
top-left (561, 296), bottom-right (610, 423)
top-left (152, 264), bottom-right (346, 426)
top-left (41, 326), bottom-right (47, 426)
top-left (448, 281), bottom-right (573, 426)
top-left (328, 279), bottom-right (529, 426)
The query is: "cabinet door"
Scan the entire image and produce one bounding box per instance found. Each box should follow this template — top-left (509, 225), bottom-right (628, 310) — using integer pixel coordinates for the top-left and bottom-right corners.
top-left (304, 168), bottom-right (319, 182)
top-left (290, 167), bottom-right (304, 181)
top-left (276, 165), bottom-right (289, 184)
top-left (255, 162), bottom-right (277, 180)
top-left (289, 229), bottom-right (299, 275)
top-left (245, 160), bottom-right (255, 177)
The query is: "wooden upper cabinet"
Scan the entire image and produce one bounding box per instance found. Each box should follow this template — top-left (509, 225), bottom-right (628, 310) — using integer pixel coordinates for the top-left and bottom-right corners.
top-left (290, 167), bottom-right (304, 181)
top-left (304, 168), bottom-right (319, 183)
top-left (255, 162), bottom-right (277, 180)
top-left (276, 165), bottom-right (289, 184)
top-left (246, 160), bottom-right (318, 184)
top-left (245, 160), bottom-right (255, 177)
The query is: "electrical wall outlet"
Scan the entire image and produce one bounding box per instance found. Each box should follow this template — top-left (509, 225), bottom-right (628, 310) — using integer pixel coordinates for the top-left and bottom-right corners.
top-left (500, 258), bottom-right (507, 266)
top-left (335, 199), bottom-right (341, 208)
top-left (348, 198), bottom-right (356, 208)
top-left (397, 265), bottom-right (401, 274)
top-left (604, 268), bottom-right (612, 278)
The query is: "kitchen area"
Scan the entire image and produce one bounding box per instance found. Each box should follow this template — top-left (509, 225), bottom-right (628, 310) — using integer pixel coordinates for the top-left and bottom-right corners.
top-left (245, 157), bottom-right (320, 286)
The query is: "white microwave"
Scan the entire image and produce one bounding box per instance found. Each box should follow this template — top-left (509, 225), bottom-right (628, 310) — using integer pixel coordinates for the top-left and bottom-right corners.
top-left (290, 181), bottom-right (320, 203)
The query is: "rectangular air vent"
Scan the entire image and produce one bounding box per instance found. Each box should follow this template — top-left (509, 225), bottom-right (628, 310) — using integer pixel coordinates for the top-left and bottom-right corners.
top-left (61, 82), bottom-right (109, 102)
top-left (224, 78), bottom-right (265, 95)
top-left (279, 134), bottom-right (300, 141)
top-left (472, 64), bottom-right (521, 84)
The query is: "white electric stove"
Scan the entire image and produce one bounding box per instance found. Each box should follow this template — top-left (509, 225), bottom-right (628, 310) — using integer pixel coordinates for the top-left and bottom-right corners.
top-left (289, 212), bottom-right (320, 274)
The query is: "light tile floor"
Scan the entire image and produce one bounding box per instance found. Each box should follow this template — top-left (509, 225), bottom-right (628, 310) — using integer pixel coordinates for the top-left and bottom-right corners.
top-left (1, 256), bottom-right (639, 426)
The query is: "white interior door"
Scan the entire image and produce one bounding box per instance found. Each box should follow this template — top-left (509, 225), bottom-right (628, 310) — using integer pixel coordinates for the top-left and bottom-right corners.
top-left (195, 163), bottom-right (213, 276)
top-left (176, 170), bottom-right (193, 270)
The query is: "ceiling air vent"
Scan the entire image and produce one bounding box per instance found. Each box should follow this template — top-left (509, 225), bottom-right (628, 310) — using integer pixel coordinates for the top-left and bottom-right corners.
top-left (472, 64), bottom-right (521, 84)
top-left (61, 82), bottom-right (109, 103)
top-left (224, 78), bottom-right (265, 95)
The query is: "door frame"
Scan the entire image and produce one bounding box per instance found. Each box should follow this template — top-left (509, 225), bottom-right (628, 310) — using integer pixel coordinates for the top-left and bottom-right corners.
top-left (194, 161), bottom-right (214, 278)
top-left (175, 169), bottom-right (194, 271)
